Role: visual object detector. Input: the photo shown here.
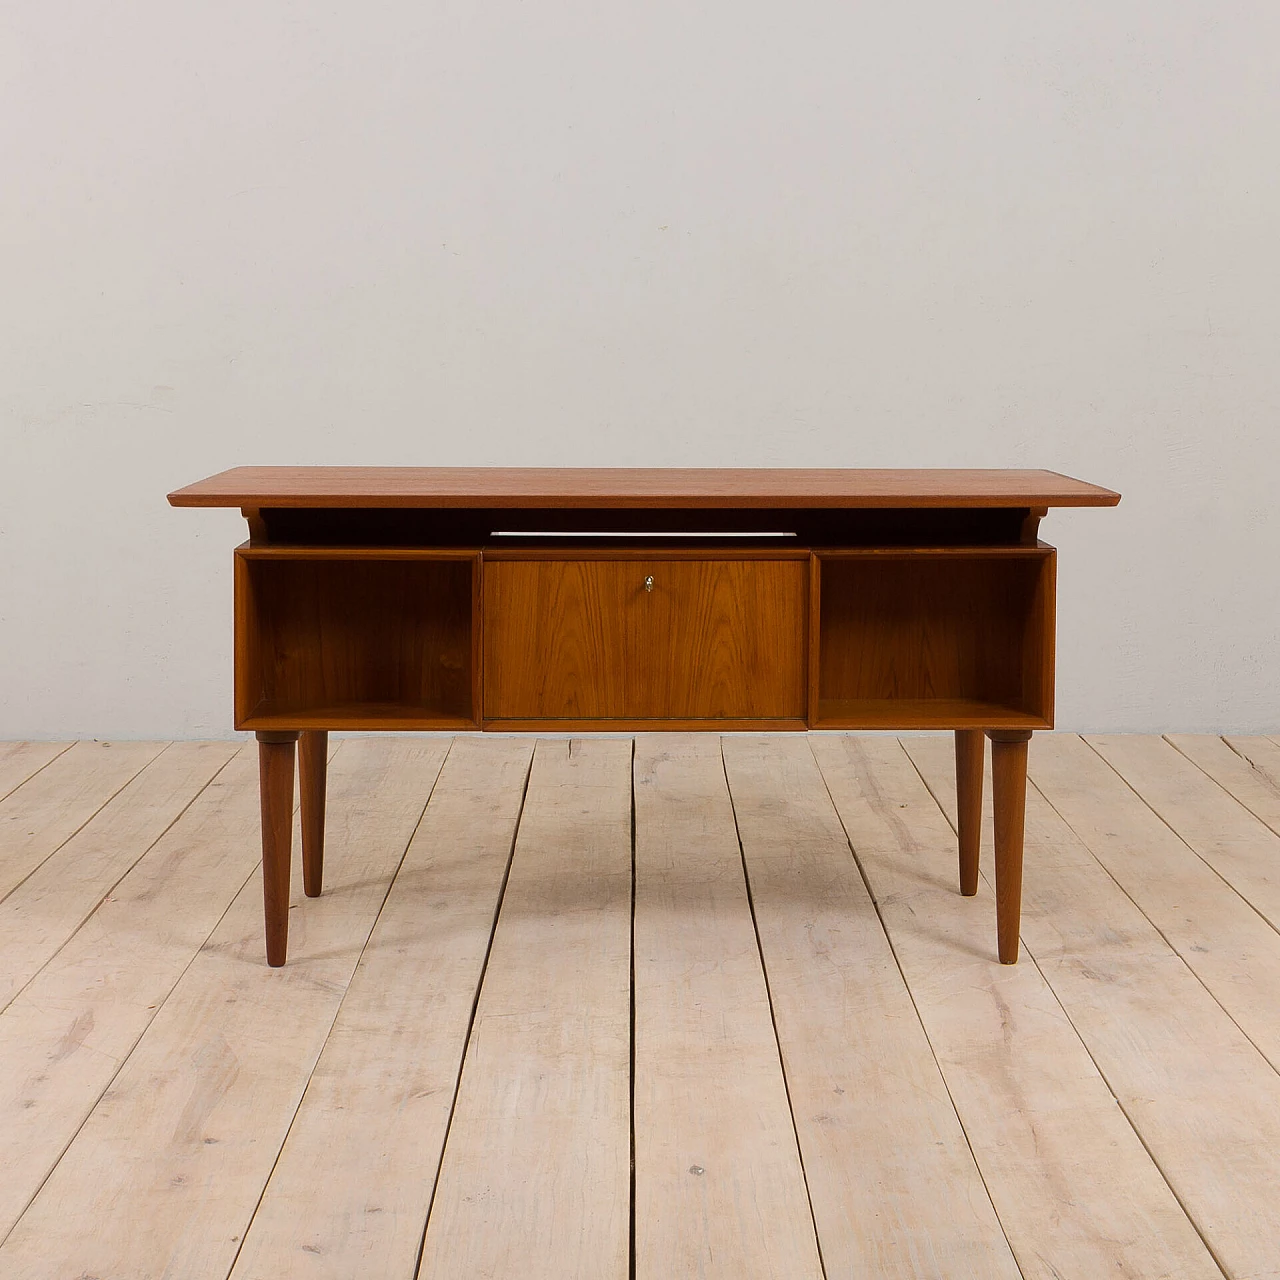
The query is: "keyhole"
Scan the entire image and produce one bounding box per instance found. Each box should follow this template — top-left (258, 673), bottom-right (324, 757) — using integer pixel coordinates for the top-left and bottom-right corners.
top-left (644, 575), bottom-right (654, 593)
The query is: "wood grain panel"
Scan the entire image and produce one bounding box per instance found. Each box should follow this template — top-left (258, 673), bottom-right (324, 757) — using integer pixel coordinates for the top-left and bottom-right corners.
top-left (235, 551), bottom-right (478, 728)
top-left (169, 466), bottom-right (1121, 509)
top-left (483, 557), bottom-right (807, 720)
top-left (812, 698), bottom-right (1048, 731)
top-left (815, 550), bottom-right (1054, 728)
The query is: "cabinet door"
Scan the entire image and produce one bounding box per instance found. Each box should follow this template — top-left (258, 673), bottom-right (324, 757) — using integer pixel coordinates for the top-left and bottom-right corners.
top-left (482, 557), bottom-right (807, 721)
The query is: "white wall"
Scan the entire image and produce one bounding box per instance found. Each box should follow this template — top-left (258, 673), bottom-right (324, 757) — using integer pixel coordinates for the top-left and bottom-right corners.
top-left (2, 1), bottom-right (1277, 738)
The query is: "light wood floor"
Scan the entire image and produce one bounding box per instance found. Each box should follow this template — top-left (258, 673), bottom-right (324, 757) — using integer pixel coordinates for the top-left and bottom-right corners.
top-left (2, 734), bottom-right (1280, 1279)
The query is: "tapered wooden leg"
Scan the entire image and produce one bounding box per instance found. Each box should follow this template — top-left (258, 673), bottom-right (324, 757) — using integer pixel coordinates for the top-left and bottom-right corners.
top-left (299, 730), bottom-right (328, 898)
top-left (988, 730), bottom-right (1032, 965)
top-left (257, 731), bottom-right (299, 967)
top-left (955, 729), bottom-right (984, 897)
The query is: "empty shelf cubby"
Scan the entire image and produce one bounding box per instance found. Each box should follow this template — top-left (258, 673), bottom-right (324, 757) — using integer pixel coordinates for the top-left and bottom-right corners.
top-left (812, 547), bottom-right (1055, 729)
top-left (234, 547), bottom-right (479, 730)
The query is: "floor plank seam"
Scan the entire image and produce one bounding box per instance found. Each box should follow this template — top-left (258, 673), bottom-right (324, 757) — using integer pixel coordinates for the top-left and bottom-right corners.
top-left (1026, 774), bottom-right (1280, 1081)
top-left (225, 738), bottom-right (450, 1280)
top-left (911, 737), bottom-right (1280, 1095)
top-left (1081, 737), bottom-right (1280, 940)
top-left (1165, 734), bottom-right (1280, 840)
top-left (719, 739), bottom-right (830, 1280)
top-left (906, 742), bottom-right (1239, 1126)
top-left (0, 745), bottom-right (246, 1018)
top-left (410, 740), bottom-right (535, 1280)
top-left (0, 741), bottom-right (77, 806)
top-left (1014, 930), bottom-right (1234, 1280)
top-left (13, 734), bottom-right (1269, 1277)
top-left (0, 857), bottom-right (262, 1252)
top-left (0, 741), bottom-right (171, 909)
top-left (906, 737), bottom-right (1235, 1279)
top-left (819, 740), bottom-right (1029, 1280)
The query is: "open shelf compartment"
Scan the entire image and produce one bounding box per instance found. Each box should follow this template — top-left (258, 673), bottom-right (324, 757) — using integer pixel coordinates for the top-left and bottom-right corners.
top-left (811, 547), bottom-right (1055, 730)
top-left (234, 547), bottom-right (480, 730)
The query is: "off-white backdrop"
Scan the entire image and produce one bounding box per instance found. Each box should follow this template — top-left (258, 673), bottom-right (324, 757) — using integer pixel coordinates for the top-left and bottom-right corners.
top-left (2, 2), bottom-right (1277, 738)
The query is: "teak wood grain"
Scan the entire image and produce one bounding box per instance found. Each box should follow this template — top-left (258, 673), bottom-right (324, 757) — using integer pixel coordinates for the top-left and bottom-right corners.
top-left (298, 729), bottom-right (327, 897)
top-left (169, 466), bottom-right (1121, 509)
top-left (955, 728), bottom-right (985, 896)
top-left (482, 556), bottom-right (808, 721)
top-left (813, 548), bottom-right (1054, 730)
top-left (172, 465), bottom-right (1118, 966)
top-left (235, 549), bottom-right (479, 730)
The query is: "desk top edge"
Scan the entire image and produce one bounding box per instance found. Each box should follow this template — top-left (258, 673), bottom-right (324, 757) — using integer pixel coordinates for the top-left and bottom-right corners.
top-left (168, 467), bottom-right (1120, 509)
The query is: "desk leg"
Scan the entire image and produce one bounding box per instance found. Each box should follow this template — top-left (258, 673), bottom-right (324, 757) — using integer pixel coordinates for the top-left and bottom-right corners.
top-left (988, 730), bottom-right (1032, 965)
top-left (299, 730), bottom-right (327, 898)
top-left (257, 731), bottom-right (299, 967)
top-left (955, 730), bottom-right (984, 897)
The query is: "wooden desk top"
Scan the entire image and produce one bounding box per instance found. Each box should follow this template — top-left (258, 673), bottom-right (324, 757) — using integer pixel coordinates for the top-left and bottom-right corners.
top-left (169, 467), bottom-right (1119, 510)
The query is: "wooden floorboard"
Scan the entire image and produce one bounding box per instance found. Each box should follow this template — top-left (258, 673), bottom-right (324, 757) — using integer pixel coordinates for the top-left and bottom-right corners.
top-left (727, 736), bottom-right (1021, 1279)
top-left (1190, 735), bottom-right (1280, 837)
top-left (909, 733), bottom-right (1280, 1280)
top-left (633, 735), bottom-right (822, 1280)
top-left (417, 738), bottom-right (633, 1280)
top-left (0, 745), bottom-right (265, 1244)
top-left (0, 740), bottom-right (166, 903)
top-left (815, 735), bottom-right (1222, 1280)
top-left (0, 741), bottom-right (73, 803)
top-left (1029, 733), bottom-right (1280, 1075)
top-left (1089, 734), bottom-right (1280, 932)
top-left (0, 737), bottom-right (446, 1279)
top-left (3, 733), bottom-right (1278, 1277)
top-left (0, 740), bottom-right (239, 1013)
top-left (228, 736), bottom-right (533, 1280)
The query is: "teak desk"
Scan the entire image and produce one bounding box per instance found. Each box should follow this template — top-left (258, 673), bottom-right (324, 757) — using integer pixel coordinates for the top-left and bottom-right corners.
top-left (169, 467), bottom-right (1119, 966)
